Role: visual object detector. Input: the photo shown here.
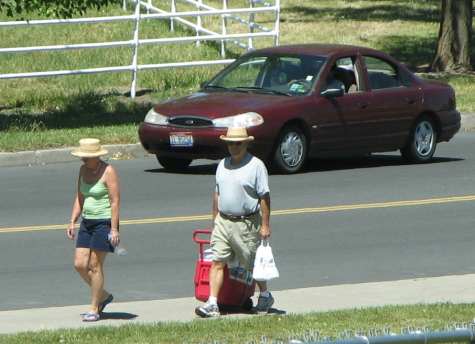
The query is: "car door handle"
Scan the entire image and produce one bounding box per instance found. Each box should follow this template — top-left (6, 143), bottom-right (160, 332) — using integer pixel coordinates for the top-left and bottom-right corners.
top-left (357, 102), bottom-right (368, 109)
top-left (405, 98), bottom-right (416, 105)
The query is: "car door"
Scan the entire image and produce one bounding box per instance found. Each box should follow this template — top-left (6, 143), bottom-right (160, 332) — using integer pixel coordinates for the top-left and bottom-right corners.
top-left (311, 55), bottom-right (371, 153)
top-left (346, 55), bottom-right (422, 150)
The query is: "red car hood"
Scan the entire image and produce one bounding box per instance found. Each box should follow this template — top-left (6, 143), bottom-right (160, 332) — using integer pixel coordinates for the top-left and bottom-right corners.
top-left (154, 91), bottom-right (294, 119)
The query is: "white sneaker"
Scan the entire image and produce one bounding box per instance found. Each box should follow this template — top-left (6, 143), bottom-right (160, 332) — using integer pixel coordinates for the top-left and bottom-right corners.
top-left (195, 302), bottom-right (220, 318)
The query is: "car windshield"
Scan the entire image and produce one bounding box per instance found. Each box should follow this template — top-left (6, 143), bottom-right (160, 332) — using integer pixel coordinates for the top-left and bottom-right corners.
top-left (206, 54), bottom-right (326, 96)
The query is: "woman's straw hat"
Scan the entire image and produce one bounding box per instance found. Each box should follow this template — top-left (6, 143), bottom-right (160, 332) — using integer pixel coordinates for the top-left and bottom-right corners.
top-left (219, 127), bottom-right (254, 142)
top-left (71, 138), bottom-right (108, 158)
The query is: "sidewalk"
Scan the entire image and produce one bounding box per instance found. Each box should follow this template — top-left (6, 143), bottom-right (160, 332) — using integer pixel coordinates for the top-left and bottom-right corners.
top-left (1, 273), bottom-right (475, 334)
top-left (0, 113), bottom-right (474, 168)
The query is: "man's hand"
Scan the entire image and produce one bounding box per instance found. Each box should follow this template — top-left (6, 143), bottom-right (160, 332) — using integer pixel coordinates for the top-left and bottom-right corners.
top-left (260, 224), bottom-right (271, 240)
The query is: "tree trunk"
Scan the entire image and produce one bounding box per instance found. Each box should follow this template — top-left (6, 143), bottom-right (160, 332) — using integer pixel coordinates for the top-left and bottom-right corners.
top-left (430, 0), bottom-right (473, 72)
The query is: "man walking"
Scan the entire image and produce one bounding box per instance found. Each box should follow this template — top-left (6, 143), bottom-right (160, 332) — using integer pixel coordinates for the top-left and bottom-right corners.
top-left (195, 127), bottom-right (274, 318)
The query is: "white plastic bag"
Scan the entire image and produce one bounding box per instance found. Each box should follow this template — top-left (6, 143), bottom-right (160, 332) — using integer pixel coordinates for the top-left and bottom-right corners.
top-left (253, 241), bottom-right (279, 281)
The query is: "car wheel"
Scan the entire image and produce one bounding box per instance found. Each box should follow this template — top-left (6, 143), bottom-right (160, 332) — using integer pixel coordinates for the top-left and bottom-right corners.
top-left (401, 117), bottom-right (437, 163)
top-left (156, 156), bottom-right (192, 170)
top-left (273, 126), bottom-right (307, 173)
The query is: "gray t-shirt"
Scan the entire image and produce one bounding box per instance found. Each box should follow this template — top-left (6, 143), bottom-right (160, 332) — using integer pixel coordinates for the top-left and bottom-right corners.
top-left (216, 153), bottom-right (270, 216)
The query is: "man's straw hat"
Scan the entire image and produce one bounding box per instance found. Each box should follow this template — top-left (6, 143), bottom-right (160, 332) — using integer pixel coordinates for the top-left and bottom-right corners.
top-left (219, 127), bottom-right (254, 142)
top-left (71, 138), bottom-right (108, 158)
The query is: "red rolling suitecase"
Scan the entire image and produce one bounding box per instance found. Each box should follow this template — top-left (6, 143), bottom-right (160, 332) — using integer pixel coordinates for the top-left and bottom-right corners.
top-left (193, 229), bottom-right (255, 311)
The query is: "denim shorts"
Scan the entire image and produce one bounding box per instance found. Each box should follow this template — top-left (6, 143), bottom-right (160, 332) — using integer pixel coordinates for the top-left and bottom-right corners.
top-left (76, 218), bottom-right (114, 253)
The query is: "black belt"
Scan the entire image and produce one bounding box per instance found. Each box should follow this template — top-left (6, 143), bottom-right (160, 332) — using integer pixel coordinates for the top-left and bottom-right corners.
top-left (219, 211), bottom-right (259, 221)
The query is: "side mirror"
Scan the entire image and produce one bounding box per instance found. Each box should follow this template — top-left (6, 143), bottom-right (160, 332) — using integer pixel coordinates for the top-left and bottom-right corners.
top-left (320, 88), bottom-right (344, 98)
top-left (200, 81), bottom-right (208, 89)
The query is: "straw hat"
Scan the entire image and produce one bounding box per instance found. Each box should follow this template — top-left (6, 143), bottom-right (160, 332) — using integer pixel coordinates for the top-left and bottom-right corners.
top-left (71, 138), bottom-right (108, 158)
top-left (219, 127), bottom-right (254, 142)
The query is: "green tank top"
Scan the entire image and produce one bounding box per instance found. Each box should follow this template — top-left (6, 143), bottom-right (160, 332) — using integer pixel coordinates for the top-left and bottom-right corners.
top-left (80, 177), bottom-right (112, 219)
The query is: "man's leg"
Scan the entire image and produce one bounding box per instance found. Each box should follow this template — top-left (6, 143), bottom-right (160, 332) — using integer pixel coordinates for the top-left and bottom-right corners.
top-left (255, 280), bottom-right (274, 312)
top-left (256, 280), bottom-right (267, 293)
top-left (209, 260), bottom-right (226, 298)
top-left (195, 260), bottom-right (224, 317)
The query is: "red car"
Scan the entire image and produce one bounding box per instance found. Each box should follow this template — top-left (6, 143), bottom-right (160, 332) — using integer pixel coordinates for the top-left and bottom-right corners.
top-left (139, 44), bottom-right (460, 173)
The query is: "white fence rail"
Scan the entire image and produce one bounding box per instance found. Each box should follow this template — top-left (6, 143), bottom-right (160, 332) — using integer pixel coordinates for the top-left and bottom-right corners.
top-left (0, 0), bottom-right (280, 98)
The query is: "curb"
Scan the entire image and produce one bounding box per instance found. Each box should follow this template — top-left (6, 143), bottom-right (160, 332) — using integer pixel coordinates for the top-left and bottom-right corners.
top-left (0, 144), bottom-right (151, 168)
top-left (461, 113), bottom-right (475, 131)
top-left (0, 113), bottom-right (474, 168)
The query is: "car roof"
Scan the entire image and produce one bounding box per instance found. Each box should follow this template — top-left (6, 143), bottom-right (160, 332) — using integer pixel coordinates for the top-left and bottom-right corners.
top-left (248, 44), bottom-right (384, 58)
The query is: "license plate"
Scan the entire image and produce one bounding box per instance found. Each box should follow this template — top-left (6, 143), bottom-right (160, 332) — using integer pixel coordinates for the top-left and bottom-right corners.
top-left (170, 133), bottom-right (193, 147)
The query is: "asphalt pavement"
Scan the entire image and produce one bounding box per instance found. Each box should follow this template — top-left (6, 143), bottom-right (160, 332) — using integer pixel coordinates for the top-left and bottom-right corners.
top-left (1, 115), bottom-right (475, 334)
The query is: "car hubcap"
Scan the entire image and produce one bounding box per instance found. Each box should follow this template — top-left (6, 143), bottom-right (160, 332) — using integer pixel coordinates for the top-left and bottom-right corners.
top-left (414, 121), bottom-right (434, 157)
top-left (280, 132), bottom-right (304, 167)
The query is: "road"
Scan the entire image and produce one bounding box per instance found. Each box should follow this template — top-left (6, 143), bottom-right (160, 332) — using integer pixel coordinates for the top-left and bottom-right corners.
top-left (1, 133), bottom-right (474, 311)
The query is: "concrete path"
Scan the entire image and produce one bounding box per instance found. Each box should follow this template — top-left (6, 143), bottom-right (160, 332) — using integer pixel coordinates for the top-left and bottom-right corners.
top-left (1, 273), bottom-right (475, 334)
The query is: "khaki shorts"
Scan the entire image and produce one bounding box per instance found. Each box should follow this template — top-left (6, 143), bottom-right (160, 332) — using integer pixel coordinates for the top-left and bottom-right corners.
top-left (211, 213), bottom-right (261, 270)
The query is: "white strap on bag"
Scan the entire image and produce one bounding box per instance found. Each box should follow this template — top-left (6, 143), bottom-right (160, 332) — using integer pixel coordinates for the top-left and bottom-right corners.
top-left (253, 240), bottom-right (279, 281)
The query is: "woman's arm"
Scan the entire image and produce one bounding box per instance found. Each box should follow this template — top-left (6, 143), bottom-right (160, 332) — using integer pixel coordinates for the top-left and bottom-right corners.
top-left (105, 164), bottom-right (120, 245)
top-left (67, 168), bottom-right (84, 240)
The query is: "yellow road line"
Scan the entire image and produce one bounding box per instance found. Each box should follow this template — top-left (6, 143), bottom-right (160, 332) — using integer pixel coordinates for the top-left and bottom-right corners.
top-left (1, 194), bottom-right (475, 234)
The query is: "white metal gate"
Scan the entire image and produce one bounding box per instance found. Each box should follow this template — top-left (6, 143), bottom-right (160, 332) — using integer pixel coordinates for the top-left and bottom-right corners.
top-left (0, 0), bottom-right (280, 98)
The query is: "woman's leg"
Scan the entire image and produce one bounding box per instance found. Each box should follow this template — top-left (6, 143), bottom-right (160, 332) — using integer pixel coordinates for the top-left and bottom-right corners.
top-left (74, 247), bottom-right (91, 283)
top-left (88, 249), bottom-right (108, 313)
top-left (74, 248), bottom-right (110, 301)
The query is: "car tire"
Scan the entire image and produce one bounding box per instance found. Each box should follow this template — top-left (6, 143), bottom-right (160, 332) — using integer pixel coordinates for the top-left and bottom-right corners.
top-left (400, 116), bottom-right (437, 163)
top-left (156, 156), bottom-right (192, 170)
top-left (272, 125), bottom-right (307, 174)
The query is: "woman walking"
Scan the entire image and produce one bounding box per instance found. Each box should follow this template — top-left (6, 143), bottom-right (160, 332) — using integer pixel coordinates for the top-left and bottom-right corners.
top-left (66, 138), bottom-right (120, 322)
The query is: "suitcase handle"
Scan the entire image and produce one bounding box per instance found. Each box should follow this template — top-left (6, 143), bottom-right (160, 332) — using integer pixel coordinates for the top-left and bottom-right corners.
top-left (193, 229), bottom-right (211, 244)
top-left (193, 229), bottom-right (212, 260)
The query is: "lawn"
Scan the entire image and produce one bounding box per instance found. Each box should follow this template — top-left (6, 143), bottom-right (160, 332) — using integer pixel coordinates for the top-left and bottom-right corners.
top-left (2, 303), bottom-right (475, 344)
top-left (0, 0), bottom-right (474, 151)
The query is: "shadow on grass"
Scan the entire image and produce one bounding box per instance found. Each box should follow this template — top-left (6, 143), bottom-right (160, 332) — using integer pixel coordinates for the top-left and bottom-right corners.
top-left (375, 34), bottom-right (475, 71)
top-left (373, 35), bottom-right (437, 71)
top-left (0, 91), bottom-right (151, 131)
top-left (285, 2), bottom-right (440, 23)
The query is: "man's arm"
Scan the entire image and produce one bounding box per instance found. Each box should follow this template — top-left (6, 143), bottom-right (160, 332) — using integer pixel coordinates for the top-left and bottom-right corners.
top-left (212, 191), bottom-right (219, 224)
top-left (259, 193), bottom-right (271, 239)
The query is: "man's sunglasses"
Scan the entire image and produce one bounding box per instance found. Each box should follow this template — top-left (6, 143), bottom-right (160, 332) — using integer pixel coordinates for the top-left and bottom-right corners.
top-left (226, 141), bottom-right (243, 146)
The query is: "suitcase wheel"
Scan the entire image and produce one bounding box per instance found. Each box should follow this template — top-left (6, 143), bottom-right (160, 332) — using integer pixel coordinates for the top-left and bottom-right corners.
top-left (242, 297), bottom-right (253, 311)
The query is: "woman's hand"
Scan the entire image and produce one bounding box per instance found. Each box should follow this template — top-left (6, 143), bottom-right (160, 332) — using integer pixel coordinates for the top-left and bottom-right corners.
top-left (109, 229), bottom-right (120, 247)
top-left (66, 223), bottom-right (76, 240)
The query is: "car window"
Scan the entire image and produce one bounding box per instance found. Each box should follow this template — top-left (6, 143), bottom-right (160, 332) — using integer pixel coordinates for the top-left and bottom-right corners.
top-left (213, 57), bottom-right (266, 88)
top-left (208, 54), bottom-right (326, 96)
top-left (364, 56), bottom-right (403, 90)
top-left (322, 56), bottom-right (359, 94)
top-left (262, 56), bottom-right (326, 95)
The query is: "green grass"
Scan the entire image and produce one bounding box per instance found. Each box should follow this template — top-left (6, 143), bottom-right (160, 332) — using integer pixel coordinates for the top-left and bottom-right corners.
top-left (0, 0), bottom-right (474, 152)
top-left (2, 303), bottom-right (475, 343)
